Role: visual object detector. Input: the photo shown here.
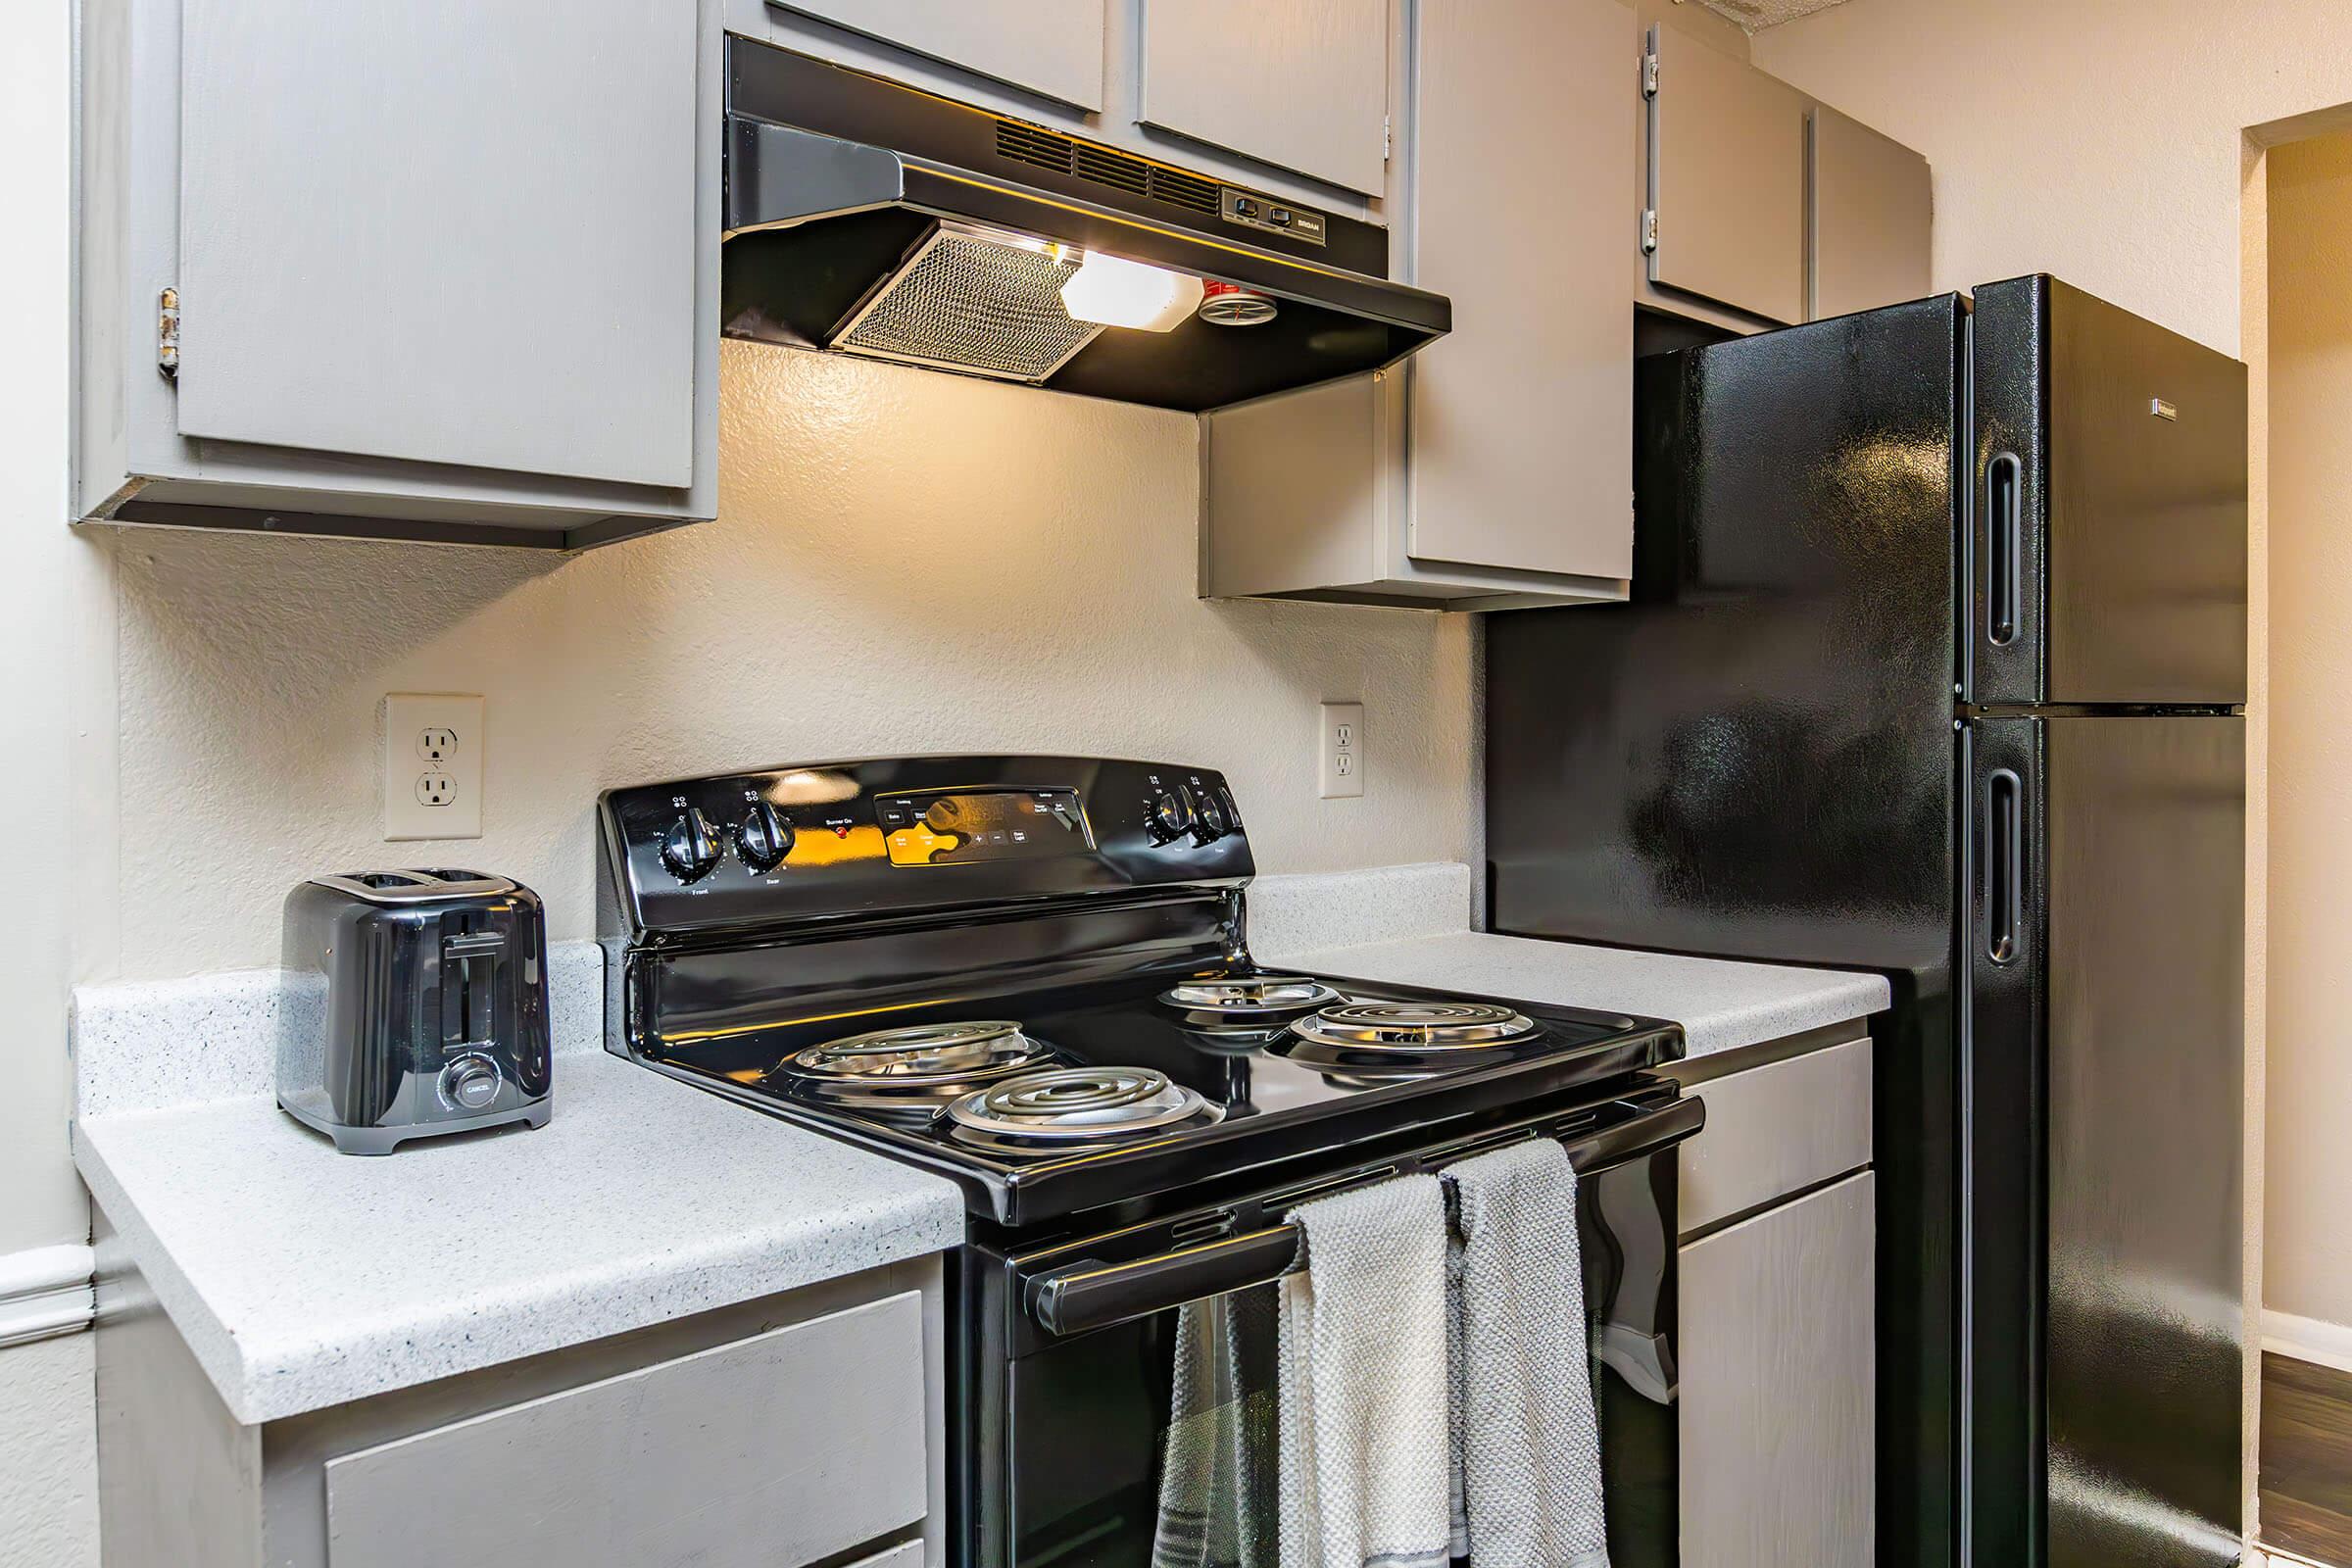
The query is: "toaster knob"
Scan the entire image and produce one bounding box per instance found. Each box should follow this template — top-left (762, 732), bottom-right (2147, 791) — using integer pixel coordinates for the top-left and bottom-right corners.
top-left (736, 801), bottom-right (794, 872)
top-left (440, 1056), bottom-right (503, 1111)
top-left (660, 807), bottom-right (722, 883)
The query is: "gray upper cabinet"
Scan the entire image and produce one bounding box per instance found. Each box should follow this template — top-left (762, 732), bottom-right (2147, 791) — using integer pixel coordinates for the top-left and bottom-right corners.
top-left (769, 0), bottom-right (1105, 111)
top-left (1809, 105), bottom-right (1933, 320)
top-left (1137, 0), bottom-right (1390, 196)
top-left (76, 0), bottom-right (721, 549)
top-left (1643, 24), bottom-right (1807, 325)
top-left (1408, 0), bottom-right (1634, 579)
top-left (176, 0), bottom-right (697, 489)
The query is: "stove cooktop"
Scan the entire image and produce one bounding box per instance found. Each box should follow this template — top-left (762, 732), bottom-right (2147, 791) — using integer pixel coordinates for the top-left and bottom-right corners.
top-left (648, 964), bottom-right (1679, 1227)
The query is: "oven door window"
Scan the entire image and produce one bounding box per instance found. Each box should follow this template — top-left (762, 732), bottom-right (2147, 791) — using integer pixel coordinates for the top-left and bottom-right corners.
top-left (1004, 1154), bottom-right (1679, 1568)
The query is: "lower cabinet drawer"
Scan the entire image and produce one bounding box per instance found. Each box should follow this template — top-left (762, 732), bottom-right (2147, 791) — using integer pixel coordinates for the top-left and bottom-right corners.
top-left (1671, 1035), bottom-right (1872, 1235)
top-left (323, 1290), bottom-right (928, 1568)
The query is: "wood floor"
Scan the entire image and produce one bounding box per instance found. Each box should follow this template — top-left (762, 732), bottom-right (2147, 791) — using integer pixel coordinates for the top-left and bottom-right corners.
top-left (2263, 1351), bottom-right (2352, 1566)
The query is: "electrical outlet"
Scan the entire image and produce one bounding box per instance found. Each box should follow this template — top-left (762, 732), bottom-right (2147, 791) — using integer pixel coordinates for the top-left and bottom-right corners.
top-left (1319, 702), bottom-right (1364, 799)
top-left (383, 694), bottom-right (483, 840)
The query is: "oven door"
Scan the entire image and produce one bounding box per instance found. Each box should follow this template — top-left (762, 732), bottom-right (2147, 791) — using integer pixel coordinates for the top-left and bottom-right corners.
top-left (967, 1089), bottom-right (1702, 1568)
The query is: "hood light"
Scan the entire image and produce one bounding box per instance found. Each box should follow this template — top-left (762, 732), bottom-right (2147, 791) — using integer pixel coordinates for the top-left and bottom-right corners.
top-left (1059, 253), bottom-right (1205, 333)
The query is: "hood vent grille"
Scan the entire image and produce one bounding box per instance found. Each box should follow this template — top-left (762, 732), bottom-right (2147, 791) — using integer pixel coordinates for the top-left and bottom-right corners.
top-left (995, 123), bottom-right (1222, 215)
top-left (830, 223), bottom-right (1104, 383)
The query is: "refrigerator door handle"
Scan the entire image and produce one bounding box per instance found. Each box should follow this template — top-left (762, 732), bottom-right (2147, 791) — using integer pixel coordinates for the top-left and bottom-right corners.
top-left (1984, 766), bottom-right (2024, 963)
top-left (1985, 453), bottom-right (2023, 646)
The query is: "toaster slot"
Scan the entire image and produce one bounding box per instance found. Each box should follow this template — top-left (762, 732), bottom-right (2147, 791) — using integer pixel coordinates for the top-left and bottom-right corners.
top-left (442, 922), bottom-right (508, 1050)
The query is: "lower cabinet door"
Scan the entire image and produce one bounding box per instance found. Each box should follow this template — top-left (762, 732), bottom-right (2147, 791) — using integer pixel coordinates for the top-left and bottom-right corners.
top-left (1678, 1171), bottom-right (1875, 1566)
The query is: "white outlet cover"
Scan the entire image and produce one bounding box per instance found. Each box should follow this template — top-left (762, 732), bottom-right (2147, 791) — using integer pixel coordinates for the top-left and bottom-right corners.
top-left (383, 693), bottom-right (484, 841)
top-left (1319, 702), bottom-right (1364, 800)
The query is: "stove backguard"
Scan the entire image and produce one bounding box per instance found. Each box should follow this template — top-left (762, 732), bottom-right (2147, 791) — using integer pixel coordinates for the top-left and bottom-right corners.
top-left (597, 756), bottom-right (1256, 1069)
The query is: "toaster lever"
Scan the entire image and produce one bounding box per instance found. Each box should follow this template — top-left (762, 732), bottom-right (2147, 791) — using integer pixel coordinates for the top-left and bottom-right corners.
top-left (443, 930), bottom-right (508, 957)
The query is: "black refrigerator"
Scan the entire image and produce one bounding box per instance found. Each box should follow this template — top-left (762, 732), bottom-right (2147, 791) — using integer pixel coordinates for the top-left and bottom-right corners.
top-left (1487, 275), bottom-right (2246, 1568)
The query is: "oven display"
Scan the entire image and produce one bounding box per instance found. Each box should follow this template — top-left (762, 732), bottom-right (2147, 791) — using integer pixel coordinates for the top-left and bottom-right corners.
top-left (878, 789), bottom-right (1092, 866)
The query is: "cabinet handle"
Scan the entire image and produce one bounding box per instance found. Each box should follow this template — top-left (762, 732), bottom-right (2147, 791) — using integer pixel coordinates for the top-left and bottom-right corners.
top-left (1985, 453), bottom-right (2022, 647)
top-left (1984, 767), bottom-right (2023, 964)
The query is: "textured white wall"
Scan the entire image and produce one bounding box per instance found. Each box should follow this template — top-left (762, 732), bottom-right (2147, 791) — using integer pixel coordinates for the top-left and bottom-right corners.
top-left (99, 342), bottom-right (1476, 976)
top-left (0, 1336), bottom-right (97, 1568)
top-left (1753, 0), bottom-right (2352, 357)
top-left (2259, 131), bottom-right (2352, 1331)
top-left (0, 2), bottom-right (99, 1564)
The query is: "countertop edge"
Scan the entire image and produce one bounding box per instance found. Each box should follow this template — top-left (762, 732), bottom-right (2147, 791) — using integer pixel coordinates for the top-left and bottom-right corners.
top-left (74, 1090), bottom-right (964, 1426)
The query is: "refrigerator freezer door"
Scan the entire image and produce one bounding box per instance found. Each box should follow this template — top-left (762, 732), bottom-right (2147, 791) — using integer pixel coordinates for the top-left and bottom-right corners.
top-left (1966, 713), bottom-right (2244, 1567)
top-left (1970, 276), bottom-right (2249, 708)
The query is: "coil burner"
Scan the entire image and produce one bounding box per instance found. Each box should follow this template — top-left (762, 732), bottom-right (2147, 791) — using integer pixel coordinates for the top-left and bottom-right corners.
top-left (773, 1020), bottom-right (1056, 1116)
top-left (943, 1065), bottom-right (1222, 1152)
top-left (1279, 1000), bottom-right (1544, 1073)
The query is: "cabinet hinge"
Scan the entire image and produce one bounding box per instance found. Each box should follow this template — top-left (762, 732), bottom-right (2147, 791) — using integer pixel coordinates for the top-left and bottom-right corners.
top-left (1642, 210), bottom-right (1658, 254)
top-left (1642, 51), bottom-right (1660, 98)
top-left (1383, 114), bottom-right (1393, 160)
top-left (156, 286), bottom-right (180, 378)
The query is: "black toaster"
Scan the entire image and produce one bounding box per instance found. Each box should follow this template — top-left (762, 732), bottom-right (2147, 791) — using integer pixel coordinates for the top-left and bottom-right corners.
top-left (277, 869), bottom-right (553, 1154)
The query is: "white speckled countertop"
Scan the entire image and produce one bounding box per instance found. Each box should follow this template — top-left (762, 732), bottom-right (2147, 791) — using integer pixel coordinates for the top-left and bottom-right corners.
top-left (70, 946), bottom-right (962, 1425)
top-left (1250, 863), bottom-right (1890, 1058)
top-left (71, 867), bottom-right (1886, 1424)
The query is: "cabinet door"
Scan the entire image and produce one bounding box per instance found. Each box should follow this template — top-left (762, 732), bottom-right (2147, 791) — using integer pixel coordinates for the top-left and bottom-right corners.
top-left (1809, 106), bottom-right (1932, 320)
top-left (1644, 24), bottom-right (1806, 324)
top-left (1679, 1172), bottom-right (1876, 1566)
top-left (175, 0), bottom-right (699, 488)
top-left (1138, 0), bottom-right (1389, 195)
top-left (1405, 0), bottom-right (1635, 579)
top-left (771, 0), bottom-right (1104, 111)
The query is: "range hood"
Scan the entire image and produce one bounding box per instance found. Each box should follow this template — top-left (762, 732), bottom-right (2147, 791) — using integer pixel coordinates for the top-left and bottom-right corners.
top-left (721, 39), bottom-right (1451, 413)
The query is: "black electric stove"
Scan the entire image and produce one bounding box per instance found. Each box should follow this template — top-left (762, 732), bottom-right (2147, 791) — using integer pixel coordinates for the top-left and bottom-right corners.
top-left (598, 756), bottom-right (1700, 1568)
top-left (597, 754), bottom-right (1682, 1229)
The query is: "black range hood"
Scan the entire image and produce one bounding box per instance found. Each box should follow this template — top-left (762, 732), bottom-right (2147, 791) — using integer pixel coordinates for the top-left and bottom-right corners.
top-left (721, 39), bottom-right (1451, 414)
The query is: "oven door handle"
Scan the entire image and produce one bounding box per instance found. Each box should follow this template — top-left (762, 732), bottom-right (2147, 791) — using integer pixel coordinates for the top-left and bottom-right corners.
top-left (1027, 1227), bottom-right (1303, 1338)
top-left (1023, 1096), bottom-right (1707, 1338)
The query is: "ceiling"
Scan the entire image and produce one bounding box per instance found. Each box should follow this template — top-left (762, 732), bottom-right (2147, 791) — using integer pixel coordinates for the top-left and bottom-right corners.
top-left (1694, 0), bottom-right (1853, 27)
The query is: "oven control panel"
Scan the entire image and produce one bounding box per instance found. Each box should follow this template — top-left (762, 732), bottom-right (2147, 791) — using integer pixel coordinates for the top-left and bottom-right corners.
top-left (600, 756), bottom-right (1252, 936)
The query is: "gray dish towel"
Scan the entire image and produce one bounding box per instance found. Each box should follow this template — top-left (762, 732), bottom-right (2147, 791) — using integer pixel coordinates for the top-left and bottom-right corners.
top-left (1277, 1174), bottom-right (1452, 1568)
top-left (1152, 1286), bottom-right (1278, 1568)
top-left (1444, 1138), bottom-right (1609, 1568)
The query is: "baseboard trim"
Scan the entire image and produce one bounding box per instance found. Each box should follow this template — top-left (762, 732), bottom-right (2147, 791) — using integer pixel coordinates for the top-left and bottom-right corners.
top-left (0, 1243), bottom-right (94, 1348)
top-left (2265, 1309), bottom-right (2352, 1377)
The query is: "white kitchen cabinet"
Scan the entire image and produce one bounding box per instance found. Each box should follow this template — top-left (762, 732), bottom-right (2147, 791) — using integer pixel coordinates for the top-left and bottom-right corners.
top-left (1809, 105), bottom-right (1934, 320)
top-left (76, 0), bottom-right (720, 549)
top-left (1680, 1172), bottom-right (1877, 1565)
top-left (96, 1234), bottom-right (945, 1568)
top-left (1643, 23), bottom-right (1810, 325)
top-left (1137, 0), bottom-right (1390, 196)
top-left (1198, 0), bottom-right (1637, 609)
top-left (768, 0), bottom-right (1105, 111)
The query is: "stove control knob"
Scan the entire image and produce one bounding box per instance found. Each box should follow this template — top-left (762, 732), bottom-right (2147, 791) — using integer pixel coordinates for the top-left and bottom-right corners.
top-left (736, 801), bottom-right (794, 872)
top-left (1191, 789), bottom-right (1231, 846)
top-left (440, 1055), bottom-right (503, 1111)
top-left (1147, 787), bottom-right (1196, 845)
top-left (660, 807), bottom-right (722, 882)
